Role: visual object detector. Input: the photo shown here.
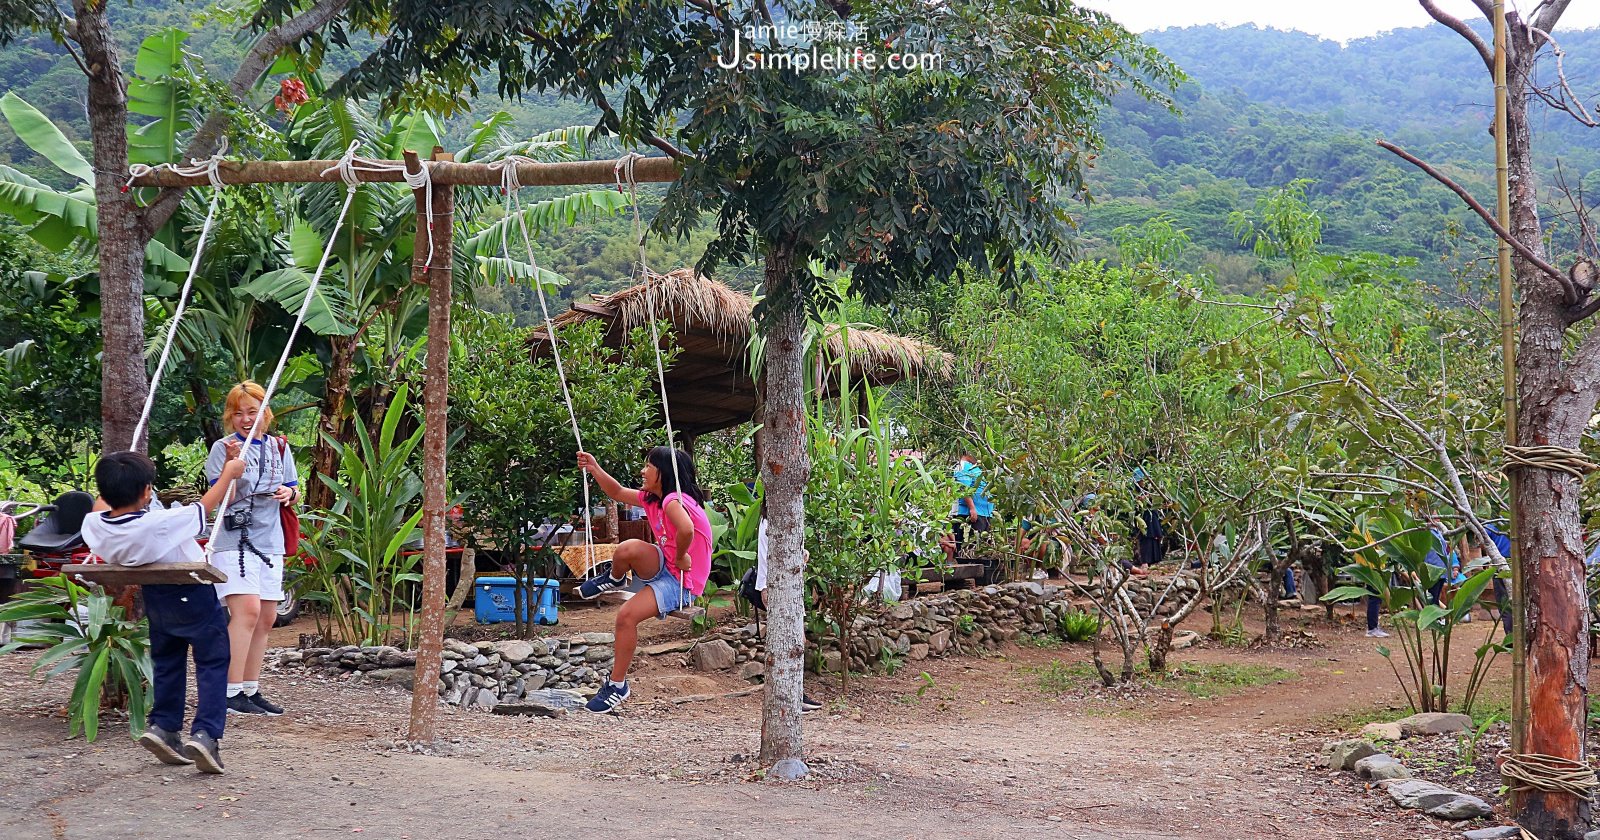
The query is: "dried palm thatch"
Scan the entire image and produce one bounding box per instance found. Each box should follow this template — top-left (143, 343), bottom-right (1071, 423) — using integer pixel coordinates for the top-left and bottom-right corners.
top-left (532, 268), bottom-right (952, 380)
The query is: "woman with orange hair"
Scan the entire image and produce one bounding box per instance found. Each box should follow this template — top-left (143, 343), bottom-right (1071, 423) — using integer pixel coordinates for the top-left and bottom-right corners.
top-left (204, 381), bottom-right (299, 717)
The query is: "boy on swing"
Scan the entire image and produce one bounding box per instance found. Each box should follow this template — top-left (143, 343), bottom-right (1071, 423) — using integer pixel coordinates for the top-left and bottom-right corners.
top-left (82, 445), bottom-right (247, 773)
top-left (575, 446), bottom-right (713, 713)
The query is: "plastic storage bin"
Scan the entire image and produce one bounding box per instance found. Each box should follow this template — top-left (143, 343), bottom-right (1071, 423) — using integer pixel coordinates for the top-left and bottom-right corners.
top-left (474, 576), bottom-right (559, 625)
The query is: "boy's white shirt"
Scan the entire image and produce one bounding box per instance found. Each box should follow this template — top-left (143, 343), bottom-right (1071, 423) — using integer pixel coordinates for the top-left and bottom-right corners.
top-left (756, 518), bottom-right (769, 592)
top-left (81, 503), bottom-right (208, 567)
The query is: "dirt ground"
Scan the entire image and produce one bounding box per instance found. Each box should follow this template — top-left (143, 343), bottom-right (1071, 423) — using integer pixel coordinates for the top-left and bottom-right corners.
top-left (0, 597), bottom-right (1523, 840)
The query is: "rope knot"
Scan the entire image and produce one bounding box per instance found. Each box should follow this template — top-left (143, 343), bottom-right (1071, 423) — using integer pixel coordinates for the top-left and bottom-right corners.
top-left (1502, 445), bottom-right (1599, 479)
top-left (1498, 749), bottom-right (1599, 800)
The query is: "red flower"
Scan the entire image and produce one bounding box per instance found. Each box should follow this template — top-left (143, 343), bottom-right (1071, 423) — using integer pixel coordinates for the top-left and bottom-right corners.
top-left (274, 78), bottom-right (309, 114)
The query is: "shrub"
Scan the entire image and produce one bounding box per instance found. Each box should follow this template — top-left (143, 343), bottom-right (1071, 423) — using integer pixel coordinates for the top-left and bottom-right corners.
top-left (0, 575), bottom-right (151, 741)
top-left (1058, 608), bottom-right (1102, 642)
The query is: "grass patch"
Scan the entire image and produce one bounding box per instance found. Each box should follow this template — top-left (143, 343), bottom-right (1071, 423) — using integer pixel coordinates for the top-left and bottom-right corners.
top-left (1166, 662), bottom-right (1297, 699)
top-left (1027, 660), bottom-right (1100, 694)
top-left (1023, 659), bottom-right (1297, 699)
top-left (1016, 632), bottom-right (1066, 649)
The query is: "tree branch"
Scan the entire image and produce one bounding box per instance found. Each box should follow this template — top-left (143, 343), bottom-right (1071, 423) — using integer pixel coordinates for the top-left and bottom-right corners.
top-left (138, 0), bottom-right (352, 232)
top-left (1376, 139), bottom-right (1574, 301)
top-left (1533, 0), bottom-right (1573, 34)
top-left (1419, 0), bottom-right (1494, 73)
top-left (1529, 27), bottom-right (1598, 127)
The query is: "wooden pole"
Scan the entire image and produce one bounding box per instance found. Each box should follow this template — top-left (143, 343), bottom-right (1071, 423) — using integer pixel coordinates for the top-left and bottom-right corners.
top-left (407, 147), bottom-right (455, 744)
top-left (126, 156), bottom-right (679, 188)
top-left (1493, 0), bottom-right (1525, 762)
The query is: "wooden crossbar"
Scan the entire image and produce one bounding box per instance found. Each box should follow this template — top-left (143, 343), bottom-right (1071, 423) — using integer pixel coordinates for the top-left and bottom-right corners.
top-left (125, 156), bottom-right (679, 188)
top-left (62, 561), bottom-right (227, 585)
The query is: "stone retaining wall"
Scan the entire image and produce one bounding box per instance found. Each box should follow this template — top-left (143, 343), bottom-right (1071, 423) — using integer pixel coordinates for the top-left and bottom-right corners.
top-left (278, 633), bottom-right (615, 710)
top-left (276, 578), bottom-right (1194, 708)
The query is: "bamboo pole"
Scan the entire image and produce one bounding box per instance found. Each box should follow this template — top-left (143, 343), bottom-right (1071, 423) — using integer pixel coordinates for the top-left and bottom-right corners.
top-left (407, 147), bottom-right (455, 744)
top-left (1493, 0), bottom-right (1525, 760)
top-left (125, 155), bottom-right (680, 188)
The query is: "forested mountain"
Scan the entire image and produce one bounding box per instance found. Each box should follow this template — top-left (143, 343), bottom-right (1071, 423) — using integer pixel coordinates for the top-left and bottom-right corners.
top-left (2, 10), bottom-right (1597, 300)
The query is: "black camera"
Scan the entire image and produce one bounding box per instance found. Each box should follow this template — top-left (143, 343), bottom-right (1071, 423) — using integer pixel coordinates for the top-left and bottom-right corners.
top-left (222, 509), bottom-right (253, 531)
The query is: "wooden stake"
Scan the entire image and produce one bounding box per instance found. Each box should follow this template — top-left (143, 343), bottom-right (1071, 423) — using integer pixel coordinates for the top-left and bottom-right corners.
top-left (407, 147), bottom-right (455, 745)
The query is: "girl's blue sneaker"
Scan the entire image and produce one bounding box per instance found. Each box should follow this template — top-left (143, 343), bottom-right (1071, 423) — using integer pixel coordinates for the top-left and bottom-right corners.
top-left (586, 681), bottom-right (629, 713)
top-left (577, 562), bottom-right (624, 600)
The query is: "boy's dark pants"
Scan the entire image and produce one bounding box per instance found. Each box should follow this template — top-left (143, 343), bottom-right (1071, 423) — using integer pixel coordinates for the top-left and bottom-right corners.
top-left (144, 583), bottom-right (230, 739)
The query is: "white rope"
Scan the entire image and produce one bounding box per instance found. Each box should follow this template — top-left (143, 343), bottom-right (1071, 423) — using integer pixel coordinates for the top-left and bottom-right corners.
top-left (129, 146), bottom-right (229, 449)
top-left (615, 152), bottom-right (688, 594)
top-left (491, 155), bottom-right (598, 574)
top-left (201, 142), bottom-right (363, 573)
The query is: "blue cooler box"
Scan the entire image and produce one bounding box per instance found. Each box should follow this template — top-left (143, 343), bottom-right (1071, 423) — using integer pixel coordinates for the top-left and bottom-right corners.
top-left (474, 576), bottom-right (559, 625)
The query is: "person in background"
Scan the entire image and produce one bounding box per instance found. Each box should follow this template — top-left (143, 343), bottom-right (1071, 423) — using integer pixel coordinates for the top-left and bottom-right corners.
top-left (948, 451), bottom-right (993, 560)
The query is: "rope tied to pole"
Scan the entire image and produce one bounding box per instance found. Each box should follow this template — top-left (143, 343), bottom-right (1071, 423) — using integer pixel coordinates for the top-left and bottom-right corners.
top-left (492, 155), bottom-right (598, 575)
top-left (1498, 748), bottom-right (1599, 800)
top-left (614, 152), bottom-right (687, 590)
top-left (128, 139), bottom-right (232, 448)
top-left (1502, 444), bottom-right (1600, 479)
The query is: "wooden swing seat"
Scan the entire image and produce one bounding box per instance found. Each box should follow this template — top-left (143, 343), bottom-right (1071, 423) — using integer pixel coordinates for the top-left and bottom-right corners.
top-left (62, 561), bottom-right (227, 586)
top-left (597, 588), bottom-right (704, 621)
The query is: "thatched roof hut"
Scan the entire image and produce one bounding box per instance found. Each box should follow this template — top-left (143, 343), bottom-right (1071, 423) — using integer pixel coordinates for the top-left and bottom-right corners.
top-left (529, 269), bottom-right (951, 437)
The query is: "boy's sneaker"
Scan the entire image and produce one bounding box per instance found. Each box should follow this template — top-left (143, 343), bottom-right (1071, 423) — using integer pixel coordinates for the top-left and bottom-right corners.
top-left (586, 681), bottom-right (630, 713)
top-left (1366, 628), bottom-right (1390, 638)
top-left (137, 724), bottom-right (194, 765)
top-left (800, 695), bottom-right (823, 713)
top-left (247, 692), bottom-right (284, 716)
top-left (227, 693), bottom-right (268, 715)
top-left (577, 563), bottom-right (625, 600)
top-left (183, 732), bottom-right (225, 775)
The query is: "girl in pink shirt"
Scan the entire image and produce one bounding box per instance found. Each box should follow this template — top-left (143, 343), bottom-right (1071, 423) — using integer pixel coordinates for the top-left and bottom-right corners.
top-left (576, 445), bottom-right (713, 713)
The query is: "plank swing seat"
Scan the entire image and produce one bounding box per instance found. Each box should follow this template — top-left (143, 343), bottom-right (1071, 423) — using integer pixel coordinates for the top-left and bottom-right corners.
top-left (62, 560), bottom-right (227, 586)
top-left (597, 588), bottom-right (705, 621)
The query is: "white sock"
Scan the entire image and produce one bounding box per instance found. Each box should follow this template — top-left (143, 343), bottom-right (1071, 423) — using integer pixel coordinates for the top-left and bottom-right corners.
top-left (609, 679), bottom-right (626, 689)
top-left (226, 683), bottom-right (243, 698)
top-left (242, 681), bottom-right (260, 696)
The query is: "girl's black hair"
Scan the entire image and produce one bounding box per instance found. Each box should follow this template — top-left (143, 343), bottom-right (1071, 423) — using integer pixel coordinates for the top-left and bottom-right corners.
top-left (643, 445), bottom-right (706, 505)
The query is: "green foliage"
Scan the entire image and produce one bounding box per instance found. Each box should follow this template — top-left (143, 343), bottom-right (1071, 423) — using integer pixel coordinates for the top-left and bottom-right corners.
top-left (450, 310), bottom-right (659, 637)
top-left (1322, 504), bottom-right (1505, 715)
top-left (300, 383), bottom-right (428, 647)
top-left (1058, 609), bottom-right (1102, 643)
top-left (1167, 662), bottom-right (1297, 700)
top-left (0, 575), bottom-right (152, 742)
top-left (707, 480), bottom-right (762, 610)
top-left (805, 378), bottom-right (952, 688)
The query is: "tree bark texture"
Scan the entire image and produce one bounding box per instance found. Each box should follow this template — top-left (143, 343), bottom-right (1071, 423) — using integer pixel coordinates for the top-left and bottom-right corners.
top-left (73, 0), bottom-right (146, 453)
top-left (1497, 11), bottom-right (1591, 837)
top-left (406, 150), bottom-right (453, 744)
top-left (759, 244), bottom-right (809, 767)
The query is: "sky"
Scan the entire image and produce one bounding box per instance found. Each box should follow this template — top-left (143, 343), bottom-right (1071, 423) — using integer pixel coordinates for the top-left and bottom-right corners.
top-left (1080, 0), bottom-right (1600, 44)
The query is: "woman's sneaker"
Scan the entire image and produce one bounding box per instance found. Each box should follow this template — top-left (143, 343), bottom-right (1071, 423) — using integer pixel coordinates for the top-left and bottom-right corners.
top-left (586, 681), bottom-right (630, 713)
top-left (183, 732), bottom-right (225, 775)
top-left (801, 695), bottom-right (823, 713)
top-left (137, 724), bottom-right (194, 765)
top-left (247, 692), bottom-right (284, 716)
top-left (578, 562), bottom-right (625, 600)
top-left (227, 693), bottom-right (268, 715)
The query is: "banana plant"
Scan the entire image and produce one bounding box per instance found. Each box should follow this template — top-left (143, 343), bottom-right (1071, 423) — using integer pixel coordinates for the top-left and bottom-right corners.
top-left (0, 29), bottom-right (204, 284)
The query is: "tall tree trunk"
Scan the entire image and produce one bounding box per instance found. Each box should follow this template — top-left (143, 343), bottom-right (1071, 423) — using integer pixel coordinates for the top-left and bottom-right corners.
top-left (309, 335), bottom-right (358, 510)
top-left (759, 242), bottom-right (809, 773)
top-left (407, 151), bottom-right (453, 744)
top-left (74, 0), bottom-right (145, 453)
top-left (1505, 30), bottom-right (1592, 838)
